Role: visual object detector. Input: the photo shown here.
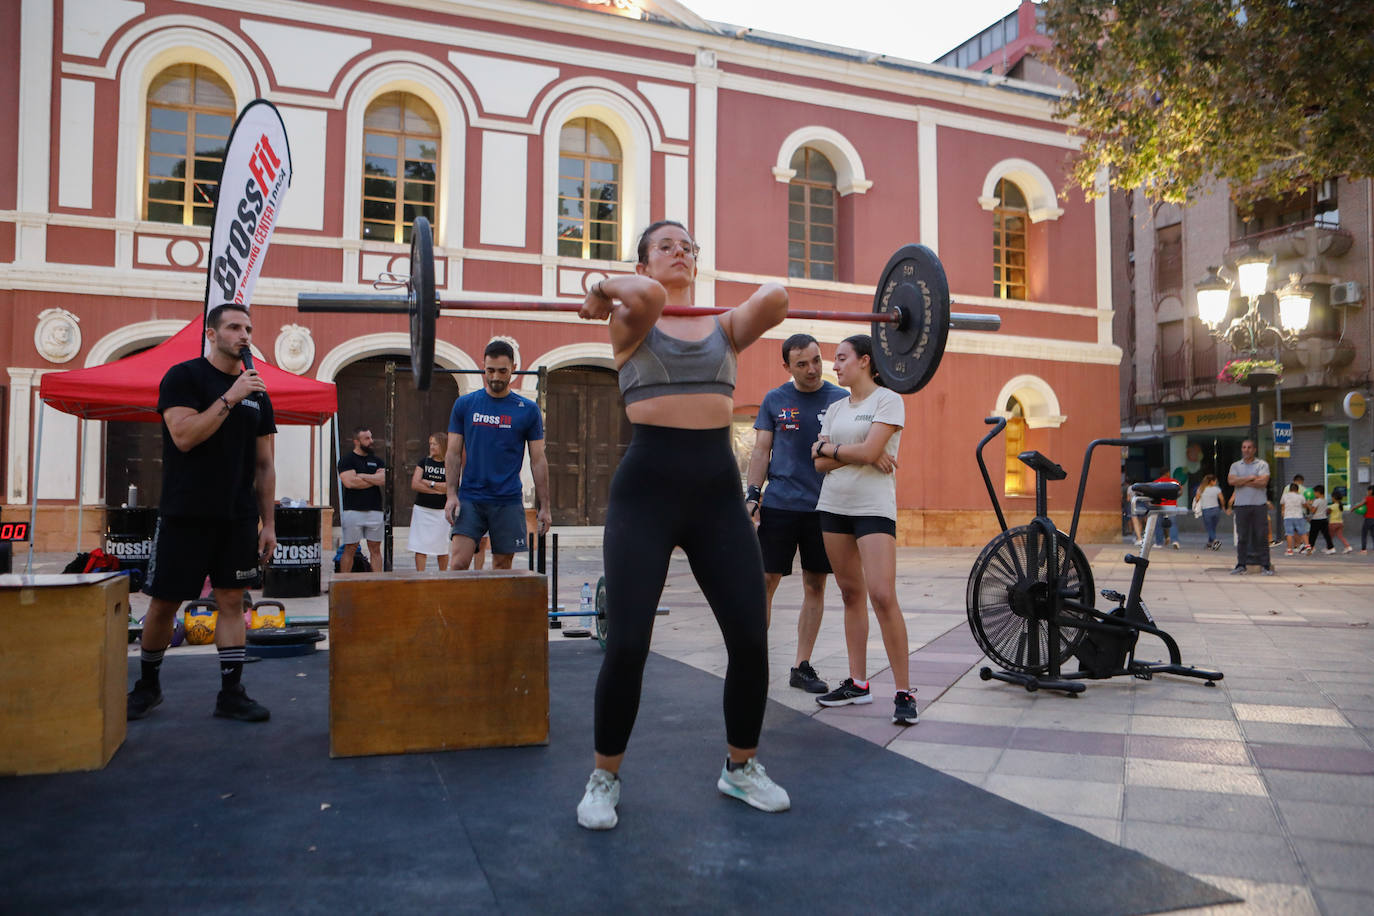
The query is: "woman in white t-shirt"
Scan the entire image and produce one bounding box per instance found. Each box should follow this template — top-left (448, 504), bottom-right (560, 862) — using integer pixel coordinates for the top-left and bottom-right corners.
top-left (809, 335), bottom-right (916, 726)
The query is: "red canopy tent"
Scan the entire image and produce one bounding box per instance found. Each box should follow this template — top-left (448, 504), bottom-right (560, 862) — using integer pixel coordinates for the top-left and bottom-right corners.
top-left (26, 320), bottom-right (337, 563)
top-left (39, 319), bottom-right (337, 425)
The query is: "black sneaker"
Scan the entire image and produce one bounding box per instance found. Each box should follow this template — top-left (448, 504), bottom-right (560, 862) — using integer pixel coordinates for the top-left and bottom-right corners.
top-left (816, 678), bottom-right (871, 707)
top-left (127, 680), bottom-right (163, 720)
top-left (789, 660), bottom-right (829, 694)
top-left (213, 684), bottom-right (270, 722)
top-left (892, 691), bottom-right (919, 725)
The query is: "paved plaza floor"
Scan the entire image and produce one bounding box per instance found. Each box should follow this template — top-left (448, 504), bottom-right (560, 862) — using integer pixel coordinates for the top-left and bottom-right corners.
top-left (36, 530), bottom-right (1371, 915)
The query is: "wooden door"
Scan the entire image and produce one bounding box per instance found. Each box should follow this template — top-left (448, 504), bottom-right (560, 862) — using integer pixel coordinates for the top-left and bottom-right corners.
top-left (331, 357), bottom-right (460, 527)
top-left (546, 368), bottom-right (631, 526)
top-left (105, 421), bottom-right (163, 507)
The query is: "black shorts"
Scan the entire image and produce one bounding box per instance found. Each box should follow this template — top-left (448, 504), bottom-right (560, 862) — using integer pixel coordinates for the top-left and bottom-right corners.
top-left (819, 512), bottom-right (897, 539)
top-left (757, 506), bottom-right (831, 576)
top-left (143, 516), bottom-right (260, 601)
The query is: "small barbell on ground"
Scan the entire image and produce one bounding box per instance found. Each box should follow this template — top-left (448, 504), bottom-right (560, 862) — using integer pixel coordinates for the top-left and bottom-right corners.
top-left (297, 217), bottom-right (1000, 391)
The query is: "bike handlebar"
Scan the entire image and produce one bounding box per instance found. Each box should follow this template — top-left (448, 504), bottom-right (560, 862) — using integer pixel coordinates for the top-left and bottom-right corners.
top-left (1067, 435), bottom-right (1170, 543)
top-left (975, 417), bottom-right (1009, 533)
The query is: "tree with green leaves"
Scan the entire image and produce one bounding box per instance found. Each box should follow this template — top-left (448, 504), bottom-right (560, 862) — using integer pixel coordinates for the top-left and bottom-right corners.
top-left (1043, 0), bottom-right (1374, 207)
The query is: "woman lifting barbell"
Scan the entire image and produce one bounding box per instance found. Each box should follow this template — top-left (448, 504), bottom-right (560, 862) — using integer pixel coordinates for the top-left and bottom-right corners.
top-left (573, 220), bottom-right (790, 830)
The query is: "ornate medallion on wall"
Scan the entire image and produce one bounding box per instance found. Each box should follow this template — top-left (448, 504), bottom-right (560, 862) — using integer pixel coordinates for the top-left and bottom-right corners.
top-left (275, 324), bottom-right (315, 375)
top-left (34, 308), bottom-right (82, 363)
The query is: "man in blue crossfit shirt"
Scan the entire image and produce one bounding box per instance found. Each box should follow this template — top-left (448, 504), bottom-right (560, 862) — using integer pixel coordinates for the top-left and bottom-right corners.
top-left (744, 334), bottom-right (847, 693)
top-left (445, 340), bottom-right (551, 569)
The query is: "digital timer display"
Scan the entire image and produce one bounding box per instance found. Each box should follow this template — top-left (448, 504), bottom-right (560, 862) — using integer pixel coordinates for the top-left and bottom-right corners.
top-left (0, 522), bottom-right (31, 541)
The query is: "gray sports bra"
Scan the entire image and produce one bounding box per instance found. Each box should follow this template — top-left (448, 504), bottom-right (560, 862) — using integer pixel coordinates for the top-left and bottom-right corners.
top-left (618, 319), bottom-right (737, 405)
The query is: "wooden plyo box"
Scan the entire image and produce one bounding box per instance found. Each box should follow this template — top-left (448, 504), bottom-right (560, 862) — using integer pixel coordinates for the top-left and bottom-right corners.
top-left (329, 570), bottom-right (548, 758)
top-left (0, 573), bottom-right (130, 776)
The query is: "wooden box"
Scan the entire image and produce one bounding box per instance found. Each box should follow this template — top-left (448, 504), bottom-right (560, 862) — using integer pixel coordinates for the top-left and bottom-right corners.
top-left (329, 570), bottom-right (548, 757)
top-left (0, 573), bottom-right (130, 775)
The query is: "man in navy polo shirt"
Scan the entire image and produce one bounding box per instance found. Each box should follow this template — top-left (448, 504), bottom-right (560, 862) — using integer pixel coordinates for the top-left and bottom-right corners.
top-left (445, 340), bottom-right (550, 569)
top-left (745, 334), bottom-right (847, 693)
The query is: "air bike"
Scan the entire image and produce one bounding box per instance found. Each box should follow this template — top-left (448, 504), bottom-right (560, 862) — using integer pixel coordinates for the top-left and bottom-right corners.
top-left (965, 418), bottom-right (1224, 695)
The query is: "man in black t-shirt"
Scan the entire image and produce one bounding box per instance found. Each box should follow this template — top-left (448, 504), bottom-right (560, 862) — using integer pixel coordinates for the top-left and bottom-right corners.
top-left (127, 304), bottom-right (278, 723)
top-left (337, 427), bottom-right (386, 573)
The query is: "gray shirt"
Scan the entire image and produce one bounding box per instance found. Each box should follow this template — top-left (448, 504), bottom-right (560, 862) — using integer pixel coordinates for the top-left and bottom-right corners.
top-left (1228, 457), bottom-right (1270, 507)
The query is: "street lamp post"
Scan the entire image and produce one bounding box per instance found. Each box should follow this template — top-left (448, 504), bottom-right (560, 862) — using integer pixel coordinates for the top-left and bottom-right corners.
top-left (1195, 251), bottom-right (1313, 444)
top-left (1195, 251), bottom-right (1312, 536)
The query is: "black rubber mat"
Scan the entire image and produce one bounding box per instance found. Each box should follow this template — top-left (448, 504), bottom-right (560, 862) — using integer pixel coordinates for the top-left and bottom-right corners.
top-left (1, 643), bottom-right (1236, 914)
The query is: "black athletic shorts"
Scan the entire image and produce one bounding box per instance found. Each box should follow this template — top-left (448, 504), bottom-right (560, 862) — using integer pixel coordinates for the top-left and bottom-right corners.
top-left (818, 511), bottom-right (897, 539)
top-left (143, 515), bottom-right (260, 601)
top-left (757, 506), bottom-right (831, 575)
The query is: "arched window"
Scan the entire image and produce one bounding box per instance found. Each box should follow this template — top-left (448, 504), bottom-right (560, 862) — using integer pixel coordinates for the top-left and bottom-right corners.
top-left (1004, 396), bottom-right (1030, 496)
top-left (788, 147), bottom-right (837, 280)
top-left (557, 118), bottom-right (621, 260)
top-left (362, 93), bottom-right (440, 244)
top-left (993, 178), bottom-right (1028, 300)
top-left (144, 64), bottom-right (235, 226)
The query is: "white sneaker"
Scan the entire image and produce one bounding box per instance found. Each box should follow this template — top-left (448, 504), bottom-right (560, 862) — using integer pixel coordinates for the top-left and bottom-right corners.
top-left (717, 758), bottom-right (791, 813)
top-left (1344, 546), bottom-right (1353, 554)
top-left (577, 768), bottom-right (621, 830)
top-left (1323, 548), bottom-right (1336, 555)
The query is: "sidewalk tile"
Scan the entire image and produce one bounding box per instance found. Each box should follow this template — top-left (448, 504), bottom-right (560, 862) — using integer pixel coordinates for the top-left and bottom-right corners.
top-left (1233, 703), bottom-right (1346, 726)
top-left (1130, 715), bottom-right (1243, 740)
top-left (1124, 786), bottom-right (1281, 833)
top-left (1291, 838), bottom-right (1374, 894)
top-left (1186, 875), bottom-right (1319, 916)
top-left (990, 748), bottom-right (1124, 783)
top-left (1119, 822), bottom-right (1304, 883)
top-left (1272, 798), bottom-right (1374, 844)
top-left (1250, 744), bottom-right (1374, 775)
top-left (1126, 759), bottom-right (1267, 796)
top-left (982, 773), bottom-right (1122, 819)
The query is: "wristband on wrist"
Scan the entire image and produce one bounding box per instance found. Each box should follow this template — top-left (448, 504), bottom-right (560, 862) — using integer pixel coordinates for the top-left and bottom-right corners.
top-left (220, 395), bottom-right (231, 413)
top-left (745, 485), bottom-right (762, 503)
top-left (831, 444), bottom-right (840, 460)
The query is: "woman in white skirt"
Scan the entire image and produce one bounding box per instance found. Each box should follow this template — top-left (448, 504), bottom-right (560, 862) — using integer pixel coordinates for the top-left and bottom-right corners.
top-left (409, 432), bottom-right (450, 570)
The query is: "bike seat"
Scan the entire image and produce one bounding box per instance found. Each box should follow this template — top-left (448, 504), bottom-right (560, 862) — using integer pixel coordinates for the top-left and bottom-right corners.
top-left (1130, 482), bottom-right (1181, 502)
top-left (1017, 450), bottom-right (1067, 481)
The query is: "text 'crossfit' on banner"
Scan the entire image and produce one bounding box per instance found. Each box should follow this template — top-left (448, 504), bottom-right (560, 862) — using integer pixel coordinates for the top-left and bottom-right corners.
top-left (202, 99), bottom-right (293, 344)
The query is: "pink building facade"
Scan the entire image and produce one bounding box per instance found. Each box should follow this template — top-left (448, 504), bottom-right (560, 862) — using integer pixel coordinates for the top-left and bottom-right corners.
top-left (2, 0), bottom-right (1121, 549)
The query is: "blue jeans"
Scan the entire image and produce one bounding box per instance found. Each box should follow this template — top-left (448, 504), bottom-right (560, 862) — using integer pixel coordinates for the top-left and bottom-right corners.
top-left (1202, 507), bottom-right (1221, 543)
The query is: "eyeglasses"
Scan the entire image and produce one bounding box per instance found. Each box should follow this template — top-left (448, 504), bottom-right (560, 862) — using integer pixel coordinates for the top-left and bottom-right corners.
top-left (654, 240), bottom-right (700, 258)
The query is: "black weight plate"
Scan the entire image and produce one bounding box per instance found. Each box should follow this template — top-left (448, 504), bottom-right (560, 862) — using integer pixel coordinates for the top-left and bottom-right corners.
top-left (246, 626), bottom-right (324, 646)
top-left (595, 574), bottom-right (608, 650)
top-left (870, 244), bottom-right (950, 394)
top-left (246, 641), bottom-right (317, 659)
top-left (409, 216), bottom-right (436, 391)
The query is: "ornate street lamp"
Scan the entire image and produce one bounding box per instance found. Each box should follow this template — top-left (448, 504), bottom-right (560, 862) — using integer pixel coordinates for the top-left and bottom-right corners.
top-left (1194, 253), bottom-right (1313, 443)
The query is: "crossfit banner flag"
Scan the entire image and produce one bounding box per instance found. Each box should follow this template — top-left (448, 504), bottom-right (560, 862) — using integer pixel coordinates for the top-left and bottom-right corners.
top-left (202, 99), bottom-right (292, 343)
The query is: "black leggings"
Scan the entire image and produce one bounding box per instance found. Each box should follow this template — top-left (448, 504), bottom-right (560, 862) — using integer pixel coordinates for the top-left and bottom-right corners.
top-left (595, 425), bottom-right (768, 756)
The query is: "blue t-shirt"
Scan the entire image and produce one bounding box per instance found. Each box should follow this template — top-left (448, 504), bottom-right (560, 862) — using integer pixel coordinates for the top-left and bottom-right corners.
top-left (754, 380), bottom-right (847, 512)
top-left (448, 389), bottom-right (544, 503)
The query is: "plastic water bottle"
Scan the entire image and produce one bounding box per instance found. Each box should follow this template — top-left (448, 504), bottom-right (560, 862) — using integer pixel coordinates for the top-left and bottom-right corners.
top-left (579, 582), bottom-right (593, 632)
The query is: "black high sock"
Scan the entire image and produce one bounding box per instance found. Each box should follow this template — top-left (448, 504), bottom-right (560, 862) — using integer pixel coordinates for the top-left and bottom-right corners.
top-left (218, 646), bottom-right (246, 691)
top-left (140, 648), bottom-right (165, 688)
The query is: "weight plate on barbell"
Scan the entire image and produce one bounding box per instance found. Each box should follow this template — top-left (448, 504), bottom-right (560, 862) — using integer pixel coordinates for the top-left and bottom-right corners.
top-left (870, 244), bottom-right (950, 395)
top-left (409, 217), bottom-right (436, 391)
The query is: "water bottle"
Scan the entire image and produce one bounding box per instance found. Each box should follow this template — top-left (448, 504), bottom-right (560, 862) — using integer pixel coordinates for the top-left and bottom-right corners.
top-left (579, 582), bottom-right (593, 632)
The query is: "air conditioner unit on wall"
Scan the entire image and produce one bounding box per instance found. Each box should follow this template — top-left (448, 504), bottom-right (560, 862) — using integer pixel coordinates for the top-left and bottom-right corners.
top-left (1330, 281), bottom-right (1363, 306)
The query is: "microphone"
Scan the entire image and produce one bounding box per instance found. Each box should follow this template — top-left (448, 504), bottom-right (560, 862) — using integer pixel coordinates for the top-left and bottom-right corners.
top-left (239, 347), bottom-right (260, 401)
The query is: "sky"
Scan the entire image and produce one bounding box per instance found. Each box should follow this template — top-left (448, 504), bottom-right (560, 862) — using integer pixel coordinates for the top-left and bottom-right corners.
top-left (679, 0), bottom-right (1025, 64)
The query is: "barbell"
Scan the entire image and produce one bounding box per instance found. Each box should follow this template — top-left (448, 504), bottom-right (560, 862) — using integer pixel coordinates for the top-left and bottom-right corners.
top-left (297, 217), bottom-right (1001, 392)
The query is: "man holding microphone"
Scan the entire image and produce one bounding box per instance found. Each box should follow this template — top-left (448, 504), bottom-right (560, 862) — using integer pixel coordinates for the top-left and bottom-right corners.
top-left (127, 304), bottom-right (278, 723)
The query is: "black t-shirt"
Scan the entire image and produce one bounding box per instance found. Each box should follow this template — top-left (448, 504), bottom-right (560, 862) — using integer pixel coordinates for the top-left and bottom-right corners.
top-left (157, 357), bottom-right (277, 520)
top-left (413, 457), bottom-right (447, 510)
top-left (338, 451), bottom-right (386, 511)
